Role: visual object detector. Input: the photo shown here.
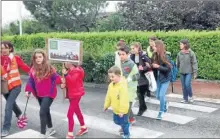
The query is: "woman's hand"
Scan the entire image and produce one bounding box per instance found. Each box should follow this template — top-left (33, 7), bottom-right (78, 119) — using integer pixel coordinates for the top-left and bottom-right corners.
top-left (138, 65), bottom-right (144, 70)
top-left (152, 63), bottom-right (160, 69)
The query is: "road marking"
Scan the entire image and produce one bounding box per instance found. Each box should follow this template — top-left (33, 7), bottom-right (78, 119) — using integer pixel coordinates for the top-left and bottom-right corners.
top-left (108, 107), bottom-right (196, 125)
top-left (4, 129), bottom-right (55, 138)
top-left (166, 93), bottom-right (220, 104)
top-left (145, 98), bottom-right (218, 113)
top-left (63, 115), bottom-right (164, 138)
top-left (14, 101), bottom-right (163, 138)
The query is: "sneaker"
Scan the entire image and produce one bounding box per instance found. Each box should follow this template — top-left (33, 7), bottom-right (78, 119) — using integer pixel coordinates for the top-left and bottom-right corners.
top-left (189, 97), bottom-right (194, 103)
top-left (156, 111), bottom-right (163, 120)
top-left (137, 107), bottom-right (147, 116)
top-left (164, 102), bottom-right (169, 113)
top-left (181, 100), bottom-right (189, 104)
top-left (1, 130), bottom-right (9, 137)
top-left (66, 134), bottom-right (74, 139)
top-left (45, 128), bottom-right (56, 137)
top-left (119, 128), bottom-right (123, 135)
top-left (129, 117), bottom-right (136, 125)
top-left (122, 134), bottom-right (130, 139)
top-left (39, 133), bottom-right (47, 138)
top-left (76, 127), bottom-right (88, 136)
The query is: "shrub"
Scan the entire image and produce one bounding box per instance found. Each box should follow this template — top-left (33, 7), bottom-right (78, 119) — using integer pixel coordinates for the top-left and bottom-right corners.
top-left (3, 30), bottom-right (220, 80)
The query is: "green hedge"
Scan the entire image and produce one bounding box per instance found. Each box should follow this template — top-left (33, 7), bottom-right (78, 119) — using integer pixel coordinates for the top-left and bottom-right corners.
top-left (4, 30), bottom-right (220, 81)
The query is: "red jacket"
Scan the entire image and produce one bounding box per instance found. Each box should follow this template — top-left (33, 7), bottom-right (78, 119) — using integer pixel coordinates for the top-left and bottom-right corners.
top-left (65, 66), bottom-right (85, 99)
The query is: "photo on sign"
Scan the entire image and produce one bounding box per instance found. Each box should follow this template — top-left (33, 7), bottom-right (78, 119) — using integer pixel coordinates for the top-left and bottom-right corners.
top-left (47, 39), bottom-right (82, 63)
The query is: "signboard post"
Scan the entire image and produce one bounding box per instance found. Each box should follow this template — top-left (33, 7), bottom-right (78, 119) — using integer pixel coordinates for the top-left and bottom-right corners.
top-left (46, 38), bottom-right (83, 100)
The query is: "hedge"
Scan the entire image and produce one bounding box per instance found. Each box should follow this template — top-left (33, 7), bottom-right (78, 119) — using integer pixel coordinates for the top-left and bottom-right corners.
top-left (3, 30), bottom-right (220, 81)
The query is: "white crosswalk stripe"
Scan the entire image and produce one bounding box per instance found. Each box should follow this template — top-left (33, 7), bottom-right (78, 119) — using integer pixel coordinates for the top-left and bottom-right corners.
top-left (145, 98), bottom-right (218, 113)
top-left (4, 129), bottom-right (55, 138)
top-left (108, 107), bottom-right (196, 125)
top-left (167, 93), bottom-right (220, 104)
top-left (62, 115), bottom-right (164, 138)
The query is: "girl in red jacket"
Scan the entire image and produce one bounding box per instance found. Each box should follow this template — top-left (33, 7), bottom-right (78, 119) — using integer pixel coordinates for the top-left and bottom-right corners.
top-left (61, 62), bottom-right (88, 139)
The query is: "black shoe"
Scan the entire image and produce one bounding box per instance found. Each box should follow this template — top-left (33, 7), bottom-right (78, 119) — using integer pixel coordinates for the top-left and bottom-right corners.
top-left (137, 107), bottom-right (147, 116)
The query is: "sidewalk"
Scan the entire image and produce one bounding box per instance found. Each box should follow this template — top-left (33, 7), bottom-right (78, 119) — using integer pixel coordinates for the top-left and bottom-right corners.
top-left (169, 80), bottom-right (220, 99)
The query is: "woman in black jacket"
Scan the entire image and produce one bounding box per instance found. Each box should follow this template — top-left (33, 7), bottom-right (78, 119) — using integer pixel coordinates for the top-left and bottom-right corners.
top-left (151, 40), bottom-right (172, 120)
top-left (130, 42), bottom-right (151, 116)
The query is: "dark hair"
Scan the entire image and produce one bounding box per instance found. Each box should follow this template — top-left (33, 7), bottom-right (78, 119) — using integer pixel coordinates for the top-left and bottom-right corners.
top-left (149, 36), bottom-right (158, 41)
top-left (108, 66), bottom-right (121, 76)
top-left (118, 46), bottom-right (130, 54)
top-left (1, 41), bottom-right (14, 52)
top-left (117, 39), bottom-right (126, 47)
top-left (180, 39), bottom-right (190, 50)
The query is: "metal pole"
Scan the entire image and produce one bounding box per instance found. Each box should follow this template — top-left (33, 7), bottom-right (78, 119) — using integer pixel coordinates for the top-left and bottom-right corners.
top-left (19, 1), bottom-right (22, 36)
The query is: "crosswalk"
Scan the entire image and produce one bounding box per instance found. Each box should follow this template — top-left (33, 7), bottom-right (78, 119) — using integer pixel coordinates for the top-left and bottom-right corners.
top-left (2, 94), bottom-right (219, 138)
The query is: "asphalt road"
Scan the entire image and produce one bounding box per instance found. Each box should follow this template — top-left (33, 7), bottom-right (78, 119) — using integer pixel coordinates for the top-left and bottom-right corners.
top-left (1, 79), bottom-right (220, 138)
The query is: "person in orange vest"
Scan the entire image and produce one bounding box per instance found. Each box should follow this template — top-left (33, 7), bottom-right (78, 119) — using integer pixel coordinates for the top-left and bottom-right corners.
top-left (1, 41), bottom-right (30, 137)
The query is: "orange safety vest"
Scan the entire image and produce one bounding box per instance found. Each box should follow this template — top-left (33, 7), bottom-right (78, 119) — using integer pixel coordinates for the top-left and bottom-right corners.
top-left (1, 65), bottom-right (8, 79)
top-left (6, 54), bottom-right (22, 90)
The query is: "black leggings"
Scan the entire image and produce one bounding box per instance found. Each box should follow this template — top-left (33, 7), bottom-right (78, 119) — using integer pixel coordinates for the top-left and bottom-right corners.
top-left (38, 97), bottom-right (53, 134)
top-left (137, 85), bottom-right (148, 111)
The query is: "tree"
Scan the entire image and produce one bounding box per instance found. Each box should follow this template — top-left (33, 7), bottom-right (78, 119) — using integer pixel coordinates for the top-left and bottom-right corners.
top-left (23, 0), bottom-right (108, 32)
top-left (118, 0), bottom-right (220, 31)
top-left (95, 12), bottom-right (126, 32)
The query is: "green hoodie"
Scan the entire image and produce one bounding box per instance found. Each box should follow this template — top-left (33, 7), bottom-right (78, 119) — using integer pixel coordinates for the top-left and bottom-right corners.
top-left (120, 58), bottom-right (139, 102)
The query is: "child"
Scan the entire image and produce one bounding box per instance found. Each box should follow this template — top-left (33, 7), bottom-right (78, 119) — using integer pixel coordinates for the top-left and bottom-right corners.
top-left (146, 36), bottom-right (158, 58)
top-left (151, 40), bottom-right (172, 120)
top-left (61, 62), bottom-right (88, 139)
top-left (25, 49), bottom-right (61, 138)
top-left (130, 42), bottom-right (151, 116)
top-left (176, 39), bottom-right (198, 103)
top-left (1, 41), bottom-right (30, 137)
top-left (104, 66), bottom-right (130, 139)
top-left (118, 46), bottom-right (139, 125)
top-left (115, 39), bottom-right (126, 68)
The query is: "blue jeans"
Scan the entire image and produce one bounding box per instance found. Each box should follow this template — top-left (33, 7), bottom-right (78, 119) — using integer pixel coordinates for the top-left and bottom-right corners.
top-left (180, 73), bottom-right (193, 101)
top-left (156, 81), bottom-right (170, 112)
top-left (3, 85), bottom-right (22, 131)
top-left (113, 113), bottom-right (130, 136)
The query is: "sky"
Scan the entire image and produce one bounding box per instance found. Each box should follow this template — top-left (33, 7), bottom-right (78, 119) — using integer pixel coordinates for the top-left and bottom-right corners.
top-left (2, 1), bottom-right (119, 26)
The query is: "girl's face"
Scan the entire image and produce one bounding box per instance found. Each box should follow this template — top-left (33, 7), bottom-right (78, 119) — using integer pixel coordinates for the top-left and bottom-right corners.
top-left (35, 53), bottom-right (44, 65)
top-left (64, 62), bottom-right (73, 69)
top-left (149, 39), bottom-right (155, 47)
top-left (1, 44), bottom-right (10, 56)
top-left (130, 45), bottom-right (139, 54)
top-left (108, 73), bottom-right (120, 83)
top-left (180, 43), bottom-right (185, 50)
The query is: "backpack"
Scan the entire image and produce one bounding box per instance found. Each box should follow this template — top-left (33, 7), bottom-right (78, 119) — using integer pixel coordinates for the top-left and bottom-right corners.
top-left (166, 51), bottom-right (178, 82)
top-left (170, 59), bottom-right (178, 82)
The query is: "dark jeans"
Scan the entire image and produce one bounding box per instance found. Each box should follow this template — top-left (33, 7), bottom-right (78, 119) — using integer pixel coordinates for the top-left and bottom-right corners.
top-left (3, 85), bottom-right (22, 131)
top-left (180, 73), bottom-right (193, 101)
top-left (113, 113), bottom-right (130, 136)
top-left (37, 97), bottom-right (53, 134)
top-left (137, 85), bottom-right (148, 112)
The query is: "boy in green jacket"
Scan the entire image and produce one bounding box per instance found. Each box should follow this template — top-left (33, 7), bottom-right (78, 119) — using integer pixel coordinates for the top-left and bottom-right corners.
top-left (118, 46), bottom-right (140, 126)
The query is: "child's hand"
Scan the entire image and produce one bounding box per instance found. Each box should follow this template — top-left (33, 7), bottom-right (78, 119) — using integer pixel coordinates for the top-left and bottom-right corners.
top-left (119, 113), bottom-right (123, 117)
top-left (61, 77), bottom-right (66, 83)
top-left (103, 108), bottom-right (108, 112)
top-left (25, 92), bottom-right (31, 98)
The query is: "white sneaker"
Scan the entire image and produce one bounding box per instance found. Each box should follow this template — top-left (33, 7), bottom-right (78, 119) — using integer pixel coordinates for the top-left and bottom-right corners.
top-left (39, 134), bottom-right (46, 138)
top-left (189, 97), bottom-right (194, 103)
top-left (45, 128), bottom-right (56, 137)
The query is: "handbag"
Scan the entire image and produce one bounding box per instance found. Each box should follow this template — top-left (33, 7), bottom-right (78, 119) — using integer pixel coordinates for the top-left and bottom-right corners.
top-left (1, 79), bottom-right (9, 94)
top-left (145, 71), bottom-right (157, 92)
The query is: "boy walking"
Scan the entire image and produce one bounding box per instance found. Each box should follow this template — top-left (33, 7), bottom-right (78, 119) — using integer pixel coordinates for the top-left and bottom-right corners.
top-left (118, 46), bottom-right (139, 125)
top-left (104, 66), bottom-right (130, 138)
